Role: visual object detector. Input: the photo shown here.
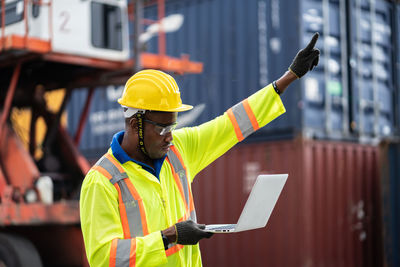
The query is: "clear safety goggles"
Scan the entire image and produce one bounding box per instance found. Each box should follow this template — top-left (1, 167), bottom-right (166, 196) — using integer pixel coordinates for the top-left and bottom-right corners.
top-left (143, 118), bottom-right (177, 136)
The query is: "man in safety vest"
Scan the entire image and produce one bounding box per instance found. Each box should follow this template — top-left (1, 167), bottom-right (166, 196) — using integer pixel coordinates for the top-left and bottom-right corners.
top-left (80, 33), bottom-right (320, 266)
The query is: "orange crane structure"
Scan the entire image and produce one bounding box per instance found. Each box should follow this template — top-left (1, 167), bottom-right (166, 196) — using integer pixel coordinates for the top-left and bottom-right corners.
top-left (0, 0), bottom-right (202, 265)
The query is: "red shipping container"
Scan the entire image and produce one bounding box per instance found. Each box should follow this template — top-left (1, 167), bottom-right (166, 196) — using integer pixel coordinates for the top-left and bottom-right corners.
top-left (192, 138), bottom-right (383, 267)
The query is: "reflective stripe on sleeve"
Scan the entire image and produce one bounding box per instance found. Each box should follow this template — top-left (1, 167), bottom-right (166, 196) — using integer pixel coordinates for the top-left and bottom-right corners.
top-left (227, 98), bottom-right (260, 142)
top-left (166, 244), bottom-right (184, 257)
top-left (109, 239), bottom-right (137, 267)
top-left (116, 239), bottom-right (131, 267)
top-left (110, 239), bottom-right (118, 267)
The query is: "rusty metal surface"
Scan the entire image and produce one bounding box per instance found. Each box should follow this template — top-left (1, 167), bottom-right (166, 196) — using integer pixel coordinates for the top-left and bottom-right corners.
top-left (192, 139), bottom-right (382, 267)
top-left (0, 200), bottom-right (80, 226)
top-left (0, 123), bottom-right (40, 195)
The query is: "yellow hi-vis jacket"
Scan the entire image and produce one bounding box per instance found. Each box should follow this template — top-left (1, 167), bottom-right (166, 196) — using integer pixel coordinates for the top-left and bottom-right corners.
top-left (80, 84), bottom-right (286, 266)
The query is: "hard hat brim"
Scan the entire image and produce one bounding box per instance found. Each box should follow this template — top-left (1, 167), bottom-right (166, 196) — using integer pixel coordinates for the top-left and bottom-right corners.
top-left (170, 103), bottom-right (193, 112)
top-left (118, 98), bottom-right (193, 112)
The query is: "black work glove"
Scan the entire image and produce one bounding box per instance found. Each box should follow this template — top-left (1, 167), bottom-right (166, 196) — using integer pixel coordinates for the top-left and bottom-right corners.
top-left (289, 32), bottom-right (320, 78)
top-left (175, 220), bottom-right (213, 245)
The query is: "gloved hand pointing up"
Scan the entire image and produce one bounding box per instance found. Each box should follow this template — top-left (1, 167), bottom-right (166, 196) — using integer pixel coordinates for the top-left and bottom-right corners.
top-left (289, 32), bottom-right (320, 78)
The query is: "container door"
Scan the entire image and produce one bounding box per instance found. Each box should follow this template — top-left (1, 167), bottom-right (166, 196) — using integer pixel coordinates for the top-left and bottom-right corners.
top-left (301, 0), bottom-right (350, 140)
top-left (348, 0), bottom-right (395, 139)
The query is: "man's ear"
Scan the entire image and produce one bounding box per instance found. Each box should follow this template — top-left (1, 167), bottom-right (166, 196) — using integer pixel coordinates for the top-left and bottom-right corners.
top-left (128, 117), bottom-right (139, 133)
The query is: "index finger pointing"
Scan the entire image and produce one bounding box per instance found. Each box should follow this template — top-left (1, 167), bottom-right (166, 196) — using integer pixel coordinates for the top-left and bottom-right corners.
top-left (305, 32), bottom-right (319, 51)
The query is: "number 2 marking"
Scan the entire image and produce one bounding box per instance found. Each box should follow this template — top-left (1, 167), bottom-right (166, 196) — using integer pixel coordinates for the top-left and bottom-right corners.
top-left (60, 11), bottom-right (70, 32)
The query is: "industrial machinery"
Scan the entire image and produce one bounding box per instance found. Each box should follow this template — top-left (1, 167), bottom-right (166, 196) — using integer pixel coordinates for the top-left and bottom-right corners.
top-left (0, 0), bottom-right (202, 265)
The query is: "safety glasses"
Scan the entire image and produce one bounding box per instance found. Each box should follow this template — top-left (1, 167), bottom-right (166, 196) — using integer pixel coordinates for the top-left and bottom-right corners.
top-left (143, 118), bottom-right (177, 136)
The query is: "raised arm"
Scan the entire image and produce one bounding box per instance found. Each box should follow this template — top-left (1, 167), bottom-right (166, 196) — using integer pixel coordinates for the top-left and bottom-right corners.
top-left (173, 33), bottom-right (320, 179)
top-left (276, 32), bottom-right (320, 94)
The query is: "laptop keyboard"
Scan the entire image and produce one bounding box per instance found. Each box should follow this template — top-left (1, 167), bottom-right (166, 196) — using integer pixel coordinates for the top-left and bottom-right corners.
top-left (206, 224), bottom-right (236, 230)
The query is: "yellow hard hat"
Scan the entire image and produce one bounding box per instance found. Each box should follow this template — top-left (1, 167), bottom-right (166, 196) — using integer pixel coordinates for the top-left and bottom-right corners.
top-left (118, 69), bottom-right (193, 112)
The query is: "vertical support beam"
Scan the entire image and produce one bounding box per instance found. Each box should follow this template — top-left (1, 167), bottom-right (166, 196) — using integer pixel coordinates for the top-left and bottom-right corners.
top-left (339, 0), bottom-right (350, 136)
top-left (42, 88), bottom-right (71, 149)
top-left (1, 0), bottom-right (5, 50)
top-left (48, 0), bottom-right (53, 49)
top-left (370, 0), bottom-right (379, 137)
top-left (133, 0), bottom-right (143, 72)
top-left (0, 166), bottom-right (7, 198)
top-left (158, 0), bottom-right (166, 56)
top-left (0, 62), bottom-right (22, 139)
top-left (322, 0), bottom-right (332, 134)
top-left (394, 4), bottom-right (400, 136)
top-left (74, 87), bottom-right (95, 146)
top-left (24, 0), bottom-right (28, 47)
top-left (355, 0), bottom-right (364, 137)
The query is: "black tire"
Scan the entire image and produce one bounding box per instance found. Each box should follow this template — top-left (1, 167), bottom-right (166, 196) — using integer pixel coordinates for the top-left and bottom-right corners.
top-left (0, 233), bottom-right (43, 267)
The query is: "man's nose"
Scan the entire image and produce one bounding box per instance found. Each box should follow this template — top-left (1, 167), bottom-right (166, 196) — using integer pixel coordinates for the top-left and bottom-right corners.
top-left (164, 132), bottom-right (173, 142)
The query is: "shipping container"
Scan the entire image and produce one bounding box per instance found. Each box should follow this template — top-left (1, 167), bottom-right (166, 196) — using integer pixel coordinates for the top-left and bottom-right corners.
top-left (348, 0), bottom-right (396, 139)
top-left (192, 139), bottom-right (383, 267)
top-left (379, 141), bottom-right (400, 267)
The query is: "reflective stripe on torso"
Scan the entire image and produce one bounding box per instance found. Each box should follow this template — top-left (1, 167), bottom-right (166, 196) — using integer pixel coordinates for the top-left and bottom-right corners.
top-left (167, 146), bottom-right (197, 223)
top-left (93, 153), bottom-right (148, 239)
top-left (92, 146), bottom-right (196, 266)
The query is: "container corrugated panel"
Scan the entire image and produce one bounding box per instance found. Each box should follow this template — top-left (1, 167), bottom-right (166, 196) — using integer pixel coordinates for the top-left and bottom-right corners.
top-left (67, 85), bottom-right (124, 159)
top-left (192, 139), bottom-right (383, 266)
top-left (379, 141), bottom-right (400, 267)
top-left (348, 0), bottom-right (396, 138)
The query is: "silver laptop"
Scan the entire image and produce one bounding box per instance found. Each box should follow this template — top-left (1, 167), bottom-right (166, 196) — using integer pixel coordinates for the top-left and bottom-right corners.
top-left (205, 174), bottom-right (288, 233)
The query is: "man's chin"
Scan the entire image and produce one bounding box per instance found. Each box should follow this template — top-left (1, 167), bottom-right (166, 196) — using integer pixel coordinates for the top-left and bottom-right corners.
top-left (149, 151), bottom-right (168, 160)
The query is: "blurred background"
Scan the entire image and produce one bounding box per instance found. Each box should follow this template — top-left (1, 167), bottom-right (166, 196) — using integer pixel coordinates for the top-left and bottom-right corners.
top-left (0, 0), bottom-right (399, 266)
